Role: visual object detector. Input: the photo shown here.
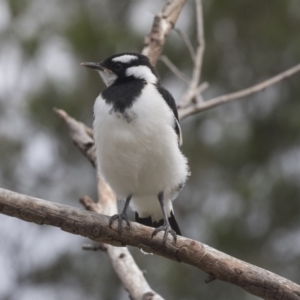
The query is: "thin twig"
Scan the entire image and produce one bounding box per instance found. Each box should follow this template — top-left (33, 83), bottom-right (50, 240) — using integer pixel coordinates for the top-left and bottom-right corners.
top-left (194, 0), bottom-right (205, 80)
top-left (178, 63), bottom-right (300, 120)
top-left (196, 81), bottom-right (209, 94)
top-left (179, 0), bottom-right (205, 108)
top-left (159, 55), bottom-right (190, 84)
top-left (80, 195), bottom-right (99, 211)
top-left (174, 28), bottom-right (196, 61)
top-left (193, 81), bottom-right (209, 103)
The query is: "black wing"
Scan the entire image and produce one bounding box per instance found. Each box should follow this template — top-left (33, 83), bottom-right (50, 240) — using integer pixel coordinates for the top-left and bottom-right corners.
top-left (156, 85), bottom-right (183, 146)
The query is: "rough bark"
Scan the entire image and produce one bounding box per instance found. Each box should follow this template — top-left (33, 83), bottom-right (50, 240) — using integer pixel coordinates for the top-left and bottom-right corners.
top-left (141, 0), bottom-right (187, 66)
top-left (1, 188), bottom-right (300, 300)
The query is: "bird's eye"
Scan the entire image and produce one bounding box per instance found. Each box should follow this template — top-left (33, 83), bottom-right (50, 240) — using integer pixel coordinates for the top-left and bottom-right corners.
top-left (114, 63), bottom-right (123, 71)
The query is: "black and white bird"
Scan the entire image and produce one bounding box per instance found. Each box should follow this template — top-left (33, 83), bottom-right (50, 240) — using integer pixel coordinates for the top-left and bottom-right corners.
top-left (81, 53), bottom-right (189, 243)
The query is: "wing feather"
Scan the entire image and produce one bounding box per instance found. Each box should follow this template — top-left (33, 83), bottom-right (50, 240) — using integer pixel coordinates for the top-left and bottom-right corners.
top-left (156, 85), bottom-right (183, 146)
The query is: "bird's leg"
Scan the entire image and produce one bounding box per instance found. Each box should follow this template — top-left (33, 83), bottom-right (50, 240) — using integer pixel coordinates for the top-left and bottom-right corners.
top-left (109, 195), bottom-right (132, 234)
top-left (151, 192), bottom-right (177, 244)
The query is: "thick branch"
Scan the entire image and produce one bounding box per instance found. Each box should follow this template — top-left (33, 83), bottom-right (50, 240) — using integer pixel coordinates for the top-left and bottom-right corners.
top-left (141, 0), bottom-right (187, 66)
top-left (178, 63), bottom-right (300, 120)
top-left (1, 188), bottom-right (300, 300)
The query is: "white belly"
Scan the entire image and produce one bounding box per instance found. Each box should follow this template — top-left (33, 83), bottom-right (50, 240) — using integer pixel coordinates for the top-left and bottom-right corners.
top-left (93, 84), bottom-right (189, 220)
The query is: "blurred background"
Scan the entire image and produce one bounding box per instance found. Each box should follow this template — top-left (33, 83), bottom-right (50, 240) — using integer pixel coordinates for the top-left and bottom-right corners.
top-left (1, 0), bottom-right (300, 299)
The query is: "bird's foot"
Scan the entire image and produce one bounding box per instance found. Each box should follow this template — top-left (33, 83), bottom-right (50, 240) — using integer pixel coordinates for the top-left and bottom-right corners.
top-left (151, 223), bottom-right (177, 244)
top-left (109, 212), bottom-right (131, 234)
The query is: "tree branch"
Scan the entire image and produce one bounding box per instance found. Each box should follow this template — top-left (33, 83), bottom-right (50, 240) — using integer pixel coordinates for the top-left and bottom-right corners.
top-left (178, 63), bottom-right (300, 120)
top-left (159, 55), bottom-right (190, 84)
top-left (174, 27), bottom-right (196, 61)
top-left (141, 0), bottom-right (187, 66)
top-left (179, 0), bottom-right (205, 109)
top-left (1, 188), bottom-right (300, 300)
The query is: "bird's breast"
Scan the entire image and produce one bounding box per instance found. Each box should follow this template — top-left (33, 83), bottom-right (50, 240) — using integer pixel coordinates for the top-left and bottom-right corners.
top-left (93, 83), bottom-right (184, 196)
top-left (94, 83), bottom-right (175, 142)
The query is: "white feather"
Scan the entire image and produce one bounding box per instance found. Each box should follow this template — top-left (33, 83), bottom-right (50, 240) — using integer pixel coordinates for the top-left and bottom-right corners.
top-left (112, 54), bottom-right (138, 64)
top-left (126, 66), bottom-right (157, 84)
top-left (98, 69), bottom-right (117, 87)
top-left (93, 83), bottom-right (189, 221)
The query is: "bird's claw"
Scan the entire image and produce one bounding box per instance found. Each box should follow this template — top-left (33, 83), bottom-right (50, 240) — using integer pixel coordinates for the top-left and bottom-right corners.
top-left (151, 224), bottom-right (177, 244)
top-left (109, 213), bottom-right (131, 234)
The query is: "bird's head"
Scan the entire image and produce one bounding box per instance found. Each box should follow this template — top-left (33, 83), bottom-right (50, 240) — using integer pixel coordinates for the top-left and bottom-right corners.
top-left (81, 53), bottom-right (159, 87)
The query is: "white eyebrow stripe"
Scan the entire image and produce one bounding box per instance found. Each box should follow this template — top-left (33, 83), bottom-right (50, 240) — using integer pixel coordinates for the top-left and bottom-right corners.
top-left (112, 55), bottom-right (138, 63)
top-left (126, 66), bottom-right (157, 84)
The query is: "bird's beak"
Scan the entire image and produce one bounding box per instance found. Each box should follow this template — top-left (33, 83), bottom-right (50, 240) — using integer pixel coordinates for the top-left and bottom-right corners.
top-left (80, 62), bottom-right (104, 71)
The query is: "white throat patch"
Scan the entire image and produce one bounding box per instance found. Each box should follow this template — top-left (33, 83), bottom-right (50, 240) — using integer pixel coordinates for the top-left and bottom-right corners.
top-left (126, 66), bottom-right (157, 84)
top-left (112, 55), bottom-right (138, 64)
top-left (99, 69), bottom-right (117, 87)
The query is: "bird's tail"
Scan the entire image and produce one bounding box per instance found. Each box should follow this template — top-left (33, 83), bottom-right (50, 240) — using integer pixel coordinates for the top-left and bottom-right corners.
top-left (135, 210), bottom-right (181, 235)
